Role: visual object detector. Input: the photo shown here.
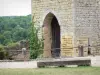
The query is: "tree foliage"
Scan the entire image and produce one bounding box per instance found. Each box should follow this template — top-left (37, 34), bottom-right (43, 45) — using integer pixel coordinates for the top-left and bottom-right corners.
top-left (0, 45), bottom-right (5, 60)
top-left (0, 15), bottom-right (31, 45)
top-left (29, 22), bottom-right (43, 59)
top-left (0, 15), bottom-right (43, 59)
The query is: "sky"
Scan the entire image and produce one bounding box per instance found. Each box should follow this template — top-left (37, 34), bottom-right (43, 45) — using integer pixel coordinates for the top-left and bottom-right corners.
top-left (0, 0), bottom-right (31, 16)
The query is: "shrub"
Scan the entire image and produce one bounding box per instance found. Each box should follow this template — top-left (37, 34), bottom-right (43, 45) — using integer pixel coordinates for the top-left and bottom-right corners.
top-left (29, 22), bottom-right (43, 59)
top-left (7, 42), bottom-right (18, 48)
top-left (0, 45), bottom-right (5, 60)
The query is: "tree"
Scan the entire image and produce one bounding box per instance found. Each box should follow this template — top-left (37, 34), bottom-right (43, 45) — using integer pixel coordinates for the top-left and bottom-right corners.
top-left (0, 35), bottom-right (5, 45)
top-left (3, 31), bottom-right (12, 45)
top-left (0, 15), bottom-right (31, 46)
top-left (0, 45), bottom-right (5, 60)
top-left (29, 22), bottom-right (43, 59)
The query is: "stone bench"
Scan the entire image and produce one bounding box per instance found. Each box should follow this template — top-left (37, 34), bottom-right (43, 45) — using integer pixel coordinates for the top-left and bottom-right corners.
top-left (37, 58), bottom-right (91, 67)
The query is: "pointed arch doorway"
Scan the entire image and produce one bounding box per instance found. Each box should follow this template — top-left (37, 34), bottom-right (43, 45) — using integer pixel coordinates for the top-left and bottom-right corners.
top-left (43, 13), bottom-right (61, 58)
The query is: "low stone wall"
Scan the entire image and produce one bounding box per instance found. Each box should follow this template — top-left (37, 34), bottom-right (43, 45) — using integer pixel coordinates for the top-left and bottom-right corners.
top-left (37, 56), bottom-right (100, 67)
top-left (91, 56), bottom-right (100, 67)
top-left (37, 57), bottom-right (91, 67)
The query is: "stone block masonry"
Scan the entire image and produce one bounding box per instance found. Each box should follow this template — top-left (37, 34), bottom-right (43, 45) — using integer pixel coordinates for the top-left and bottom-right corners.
top-left (32, 0), bottom-right (100, 57)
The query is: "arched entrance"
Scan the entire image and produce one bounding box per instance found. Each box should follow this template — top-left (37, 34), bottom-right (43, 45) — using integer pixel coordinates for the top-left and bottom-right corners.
top-left (43, 13), bottom-right (60, 58)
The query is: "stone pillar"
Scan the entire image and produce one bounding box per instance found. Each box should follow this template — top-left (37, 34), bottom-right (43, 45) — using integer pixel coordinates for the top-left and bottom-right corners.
top-left (43, 23), bottom-right (52, 58)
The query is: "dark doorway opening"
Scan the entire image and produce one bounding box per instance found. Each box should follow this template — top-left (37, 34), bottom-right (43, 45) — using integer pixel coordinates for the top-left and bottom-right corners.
top-left (51, 16), bottom-right (60, 58)
top-left (43, 13), bottom-right (61, 58)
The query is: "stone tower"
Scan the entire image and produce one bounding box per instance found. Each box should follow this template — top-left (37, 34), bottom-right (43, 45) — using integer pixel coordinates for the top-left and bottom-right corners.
top-left (32, 0), bottom-right (100, 58)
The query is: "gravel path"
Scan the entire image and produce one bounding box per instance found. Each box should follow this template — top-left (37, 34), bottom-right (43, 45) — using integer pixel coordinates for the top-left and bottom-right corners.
top-left (0, 61), bottom-right (37, 68)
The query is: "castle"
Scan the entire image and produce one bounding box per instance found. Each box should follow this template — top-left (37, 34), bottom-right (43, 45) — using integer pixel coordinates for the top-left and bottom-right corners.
top-left (32, 0), bottom-right (100, 58)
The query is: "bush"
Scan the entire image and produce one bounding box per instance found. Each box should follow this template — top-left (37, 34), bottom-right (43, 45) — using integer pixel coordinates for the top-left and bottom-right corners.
top-left (29, 22), bottom-right (43, 59)
top-left (0, 45), bottom-right (5, 60)
top-left (7, 42), bottom-right (18, 48)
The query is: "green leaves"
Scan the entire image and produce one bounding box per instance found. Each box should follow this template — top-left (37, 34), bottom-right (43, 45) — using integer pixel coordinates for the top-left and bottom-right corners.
top-left (0, 45), bottom-right (5, 60)
top-left (29, 23), bottom-right (43, 59)
top-left (0, 15), bottom-right (31, 45)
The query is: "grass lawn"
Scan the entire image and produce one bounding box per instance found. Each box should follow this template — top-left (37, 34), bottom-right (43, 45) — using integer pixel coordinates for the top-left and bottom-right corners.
top-left (0, 67), bottom-right (100, 75)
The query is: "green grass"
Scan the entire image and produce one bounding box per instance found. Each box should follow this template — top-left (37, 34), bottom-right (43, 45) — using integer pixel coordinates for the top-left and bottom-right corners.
top-left (0, 67), bottom-right (100, 75)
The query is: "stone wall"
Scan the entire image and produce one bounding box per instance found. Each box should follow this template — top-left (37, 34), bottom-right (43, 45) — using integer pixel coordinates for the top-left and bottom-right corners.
top-left (32, 0), bottom-right (74, 57)
top-left (74, 0), bottom-right (100, 55)
top-left (32, 0), bottom-right (74, 35)
top-left (32, 0), bottom-right (100, 57)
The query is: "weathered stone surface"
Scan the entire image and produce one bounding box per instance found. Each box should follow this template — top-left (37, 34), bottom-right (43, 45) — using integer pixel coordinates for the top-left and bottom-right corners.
top-left (37, 58), bottom-right (91, 67)
top-left (32, 0), bottom-right (100, 57)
